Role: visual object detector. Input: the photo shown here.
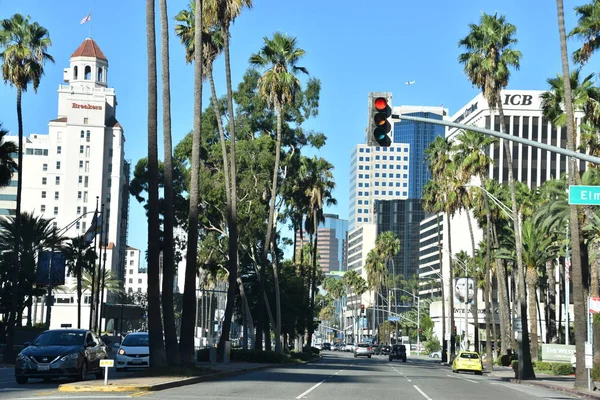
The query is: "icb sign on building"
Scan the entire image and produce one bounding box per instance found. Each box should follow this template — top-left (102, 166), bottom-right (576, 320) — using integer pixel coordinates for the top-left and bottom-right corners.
top-left (568, 185), bottom-right (600, 205)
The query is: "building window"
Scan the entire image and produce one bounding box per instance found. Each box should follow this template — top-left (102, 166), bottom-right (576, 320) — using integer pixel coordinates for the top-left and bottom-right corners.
top-left (109, 148), bottom-right (113, 157)
top-left (79, 160), bottom-right (83, 169)
top-left (84, 191), bottom-right (88, 202)
top-left (80, 145), bottom-right (84, 154)
top-left (54, 192), bottom-right (59, 200)
top-left (76, 221), bottom-right (80, 229)
top-left (82, 222), bottom-right (86, 230)
top-left (129, 268), bottom-right (133, 273)
top-left (53, 206), bottom-right (58, 215)
top-left (53, 221), bottom-right (57, 229)
top-left (41, 191), bottom-right (46, 199)
top-left (77, 206), bottom-right (81, 214)
top-left (83, 206), bottom-right (87, 214)
top-left (55, 176), bottom-right (60, 185)
top-left (129, 278), bottom-right (133, 284)
top-left (86, 130), bottom-right (90, 142)
top-left (98, 67), bottom-right (103, 82)
top-left (137, 288), bottom-right (141, 293)
top-left (78, 176), bottom-right (83, 184)
top-left (56, 161), bottom-right (61, 170)
top-left (78, 191), bottom-right (82, 199)
top-left (84, 118), bottom-right (88, 124)
top-left (42, 163), bottom-right (48, 171)
top-left (42, 177), bottom-right (47, 185)
top-left (84, 65), bottom-right (91, 80)
top-left (80, 130), bottom-right (85, 138)
top-left (40, 205), bottom-right (45, 212)
top-left (138, 279), bottom-right (142, 284)
top-left (57, 146), bottom-right (62, 154)
top-left (85, 146), bottom-right (90, 157)
top-left (85, 161), bottom-right (89, 172)
top-left (84, 176), bottom-right (89, 188)
top-left (73, 66), bottom-right (78, 80)
top-left (108, 164), bottom-right (112, 173)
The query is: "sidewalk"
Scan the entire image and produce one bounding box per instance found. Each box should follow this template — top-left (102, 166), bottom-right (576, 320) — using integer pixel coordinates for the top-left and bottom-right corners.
top-left (58, 362), bottom-right (275, 393)
top-left (489, 366), bottom-right (600, 400)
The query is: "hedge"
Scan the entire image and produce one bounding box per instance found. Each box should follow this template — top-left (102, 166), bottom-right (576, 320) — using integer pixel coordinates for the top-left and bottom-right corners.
top-left (196, 348), bottom-right (317, 364)
top-left (511, 360), bottom-right (573, 376)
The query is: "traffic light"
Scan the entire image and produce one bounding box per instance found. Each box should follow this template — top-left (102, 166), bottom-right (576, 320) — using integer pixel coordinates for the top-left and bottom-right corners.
top-left (360, 304), bottom-right (365, 314)
top-left (367, 92), bottom-right (392, 147)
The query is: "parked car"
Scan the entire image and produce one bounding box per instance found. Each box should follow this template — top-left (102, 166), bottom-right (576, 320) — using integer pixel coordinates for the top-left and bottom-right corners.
top-left (429, 350), bottom-right (442, 358)
top-left (452, 351), bottom-right (483, 375)
top-left (15, 329), bottom-right (108, 384)
top-left (321, 343), bottom-right (331, 351)
top-left (354, 343), bottom-right (373, 358)
top-left (344, 343), bottom-right (355, 352)
top-left (381, 345), bottom-right (391, 355)
top-left (116, 332), bottom-right (150, 372)
top-left (388, 344), bottom-right (407, 362)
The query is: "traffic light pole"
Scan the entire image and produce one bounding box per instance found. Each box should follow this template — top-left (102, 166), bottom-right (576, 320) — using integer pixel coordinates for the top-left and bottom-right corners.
top-left (391, 114), bottom-right (600, 165)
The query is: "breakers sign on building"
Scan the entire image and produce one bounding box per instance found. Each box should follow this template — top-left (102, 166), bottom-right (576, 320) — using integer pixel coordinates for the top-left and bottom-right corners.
top-left (72, 102), bottom-right (102, 110)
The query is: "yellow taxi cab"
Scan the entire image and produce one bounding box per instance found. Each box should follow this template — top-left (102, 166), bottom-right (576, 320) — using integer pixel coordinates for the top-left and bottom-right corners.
top-left (452, 351), bottom-right (483, 375)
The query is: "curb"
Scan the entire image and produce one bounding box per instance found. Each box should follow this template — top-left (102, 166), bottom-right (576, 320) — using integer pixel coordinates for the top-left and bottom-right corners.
top-left (58, 364), bottom-right (275, 393)
top-left (498, 376), bottom-right (600, 400)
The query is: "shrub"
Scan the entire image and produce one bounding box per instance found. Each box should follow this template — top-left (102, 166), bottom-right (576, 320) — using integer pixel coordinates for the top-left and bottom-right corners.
top-left (534, 361), bottom-right (552, 371)
top-left (551, 362), bottom-right (573, 376)
top-left (290, 351), bottom-right (316, 361)
top-left (310, 347), bottom-right (320, 355)
top-left (499, 354), bottom-right (514, 366)
top-left (592, 362), bottom-right (600, 381)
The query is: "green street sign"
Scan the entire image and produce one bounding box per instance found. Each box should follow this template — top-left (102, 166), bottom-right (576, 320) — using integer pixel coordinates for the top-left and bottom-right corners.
top-left (569, 185), bottom-right (600, 205)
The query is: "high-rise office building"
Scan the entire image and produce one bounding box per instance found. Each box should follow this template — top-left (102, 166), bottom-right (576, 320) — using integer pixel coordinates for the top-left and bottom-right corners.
top-left (295, 214), bottom-right (348, 273)
top-left (349, 105), bottom-right (447, 231)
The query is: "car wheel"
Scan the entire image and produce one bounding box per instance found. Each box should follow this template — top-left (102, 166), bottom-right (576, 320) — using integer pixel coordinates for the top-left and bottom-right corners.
top-left (77, 361), bottom-right (88, 381)
top-left (15, 376), bottom-right (28, 384)
top-left (388, 356), bottom-right (392, 362)
top-left (354, 354), bottom-right (357, 358)
top-left (475, 371), bottom-right (483, 375)
top-left (368, 355), bottom-right (371, 359)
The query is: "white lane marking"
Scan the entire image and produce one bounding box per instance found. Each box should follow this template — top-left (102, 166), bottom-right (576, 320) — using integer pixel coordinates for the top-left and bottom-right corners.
top-left (0, 388), bottom-right (26, 391)
top-left (390, 365), bottom-right (411, 382)
top-left (414, 385), bottom-right (433, 400)
top-left (446, 373), bottom-right (478, 383)
top-left (295, 378), bottom-right (328, 399)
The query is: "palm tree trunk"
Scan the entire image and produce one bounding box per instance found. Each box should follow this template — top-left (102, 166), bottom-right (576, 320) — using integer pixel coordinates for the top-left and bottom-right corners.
top-left (159, 0), bottom-right (179, 366)
top-left (447, 216), bottom-right (456, 360)
top-left (492, 224), bottom-right (510, 355)
top-left (484, 215), bottom-right (494, 369)
top-left (307, 210), bottom-right (319, 349)
top-left (271, 233), bottom-right (282, 353)
top-left (77, 268), bottom-right (82, 329)
top-left (589, 241), bottom-right (600, 371)
top-left (466, 211), bottom-right (479, 351)
top-left (547, 260), bottom-right (557, 343)
top-left (146, 0), bottom-right (167, 368)
top-left (209, 68), bottom-right (231, 204)
top-left (180, 0), bottom-right (202, 365)
top-left (218, 23), bottom-right (239, 360)
top-left (556, 0), bottom-right (586, 388)
top-left (526, 266), bottom-right (539, 361)
top-left (496, 101), bottom-right (535, 379)
top-left (436, 214), bottom-right (447, 363)
top-left (6, 86), bottom-right (23, 358)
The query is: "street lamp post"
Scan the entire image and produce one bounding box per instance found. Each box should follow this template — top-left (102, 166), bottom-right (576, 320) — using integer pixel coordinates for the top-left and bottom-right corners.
top-left (394, 288), bottom-right (420, 354)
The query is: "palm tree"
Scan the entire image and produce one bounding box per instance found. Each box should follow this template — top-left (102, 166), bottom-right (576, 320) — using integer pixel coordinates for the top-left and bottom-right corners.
top-left (556, 0), bottom-right (587, 388)
top-left (180, 0), bottom-right (203, 365)
top-left (204, 0), bottom-right (251, 359)
top-left (64, 236), bottom-right (96, 329)
top-left (145, 0), bottom-right (167, 368)
top-left (159, 0), bottom-right (179, 366)
top-left (0, 123), bottom-right (17, 187)
top-left (0, 13), bottom-right (53, 358)
top-left (570, 0), bottom-right (600, 65)
top-left (303, 157), bottom-right (336, 350)
top-left (458, 12), bottom-right (534, 380)
top-left (249, 32), bottom-right (308, 353)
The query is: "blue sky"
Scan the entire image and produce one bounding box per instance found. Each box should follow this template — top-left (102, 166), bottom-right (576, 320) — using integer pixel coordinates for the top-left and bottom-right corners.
top-left (0, 0), bottom-right (595, 263)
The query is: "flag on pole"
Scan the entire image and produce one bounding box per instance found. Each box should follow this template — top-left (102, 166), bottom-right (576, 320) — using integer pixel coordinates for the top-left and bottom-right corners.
top-left (565, 258), bottom-right (571, 281)
top-left (83, 212), bottom-right (102, 245)
top-left (80, 13), bottom-right (91, 24)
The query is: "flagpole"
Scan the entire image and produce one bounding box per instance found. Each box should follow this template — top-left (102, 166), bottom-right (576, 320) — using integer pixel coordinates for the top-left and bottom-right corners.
top-left (89, 197), bottom-right (99, 329)
top-left (89, 8), bottom-right (92, 38)
top-left (97, 205), bottom-right (109, 333)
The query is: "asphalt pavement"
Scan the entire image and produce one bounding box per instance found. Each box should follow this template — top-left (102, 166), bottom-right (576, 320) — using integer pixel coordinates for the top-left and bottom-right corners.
top-left (0, 351), bottom-right (583, 400)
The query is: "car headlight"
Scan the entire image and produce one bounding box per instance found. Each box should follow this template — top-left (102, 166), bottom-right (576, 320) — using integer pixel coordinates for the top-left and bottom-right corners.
top-left (60, 353), bottom-right (80, 362)
top-left (118, 349), bottom-right (126, 355)
top-left (16, 353), bottom-right (30, 362)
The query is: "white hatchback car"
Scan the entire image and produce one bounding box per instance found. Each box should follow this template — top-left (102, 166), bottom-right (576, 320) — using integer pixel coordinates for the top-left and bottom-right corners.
top-left (116, 332), bottom-right (149, 371)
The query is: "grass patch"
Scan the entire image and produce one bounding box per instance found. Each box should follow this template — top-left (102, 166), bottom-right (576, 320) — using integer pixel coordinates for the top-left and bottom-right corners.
top-left (133, 365), bottom-right (214, 378)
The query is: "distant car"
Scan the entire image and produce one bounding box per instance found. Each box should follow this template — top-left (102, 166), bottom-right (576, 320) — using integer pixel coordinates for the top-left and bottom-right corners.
top-left (354, 343), bottom-right (373, 358)
top-left (345, 343), bottom-right (355, 352)
top-left (321, 343), bottom-right (331, 351)
top-left (452, 351), bottom-right (483, 375)
top-left (381, 345), bottom-right (391, 355)
top-left (429, 351), bottom-right (442, 358)
top-left (388, 344), bottom-right (407, 362)
top-left (15, 329), bottom-right (108, 384)
top-left (116, 332), bottom-right (149, 372)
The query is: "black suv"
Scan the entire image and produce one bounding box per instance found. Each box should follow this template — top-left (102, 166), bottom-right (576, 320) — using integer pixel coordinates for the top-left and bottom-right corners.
top-left (388, 344), bottom-right (407, 362)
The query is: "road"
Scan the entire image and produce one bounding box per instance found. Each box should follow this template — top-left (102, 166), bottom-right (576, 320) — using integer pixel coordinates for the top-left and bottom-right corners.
top-left (0, 351), bottom-right (579, 400)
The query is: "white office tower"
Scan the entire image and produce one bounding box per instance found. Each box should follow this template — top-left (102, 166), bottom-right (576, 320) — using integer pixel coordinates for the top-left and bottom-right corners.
top-left (0, 38), bottom-right (129, 295)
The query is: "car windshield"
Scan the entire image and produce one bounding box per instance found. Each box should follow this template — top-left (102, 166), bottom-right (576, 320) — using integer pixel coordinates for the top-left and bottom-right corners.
top-left (460, 352), bottom-right (479, 359)
top-left (357, 344), bottom-right (369, 348)
top-left (32, 331), bottom-right (85, 346)
top-left (122, 334), bottom-right (149, 347)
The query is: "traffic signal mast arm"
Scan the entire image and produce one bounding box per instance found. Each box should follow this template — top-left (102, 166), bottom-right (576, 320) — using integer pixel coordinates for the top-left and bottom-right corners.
top-left (391, 113), bottom-right (600, 166)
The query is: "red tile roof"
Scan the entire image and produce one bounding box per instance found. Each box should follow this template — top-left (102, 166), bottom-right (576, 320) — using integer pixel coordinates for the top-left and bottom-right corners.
top-left (50, 117), bottom-right (67, 123)
top-left (71, 38), bottom-right (107, 61)
top-left (106, 116), bottom-right (121, 128)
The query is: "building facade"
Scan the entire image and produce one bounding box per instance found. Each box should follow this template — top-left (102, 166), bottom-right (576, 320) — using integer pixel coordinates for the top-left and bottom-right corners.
top-left (0, 38), bottom-right (129, 329)
top-left (124, 247), bottom-right (145, 294)
top-left (294, 214), bottom-right (348, 273)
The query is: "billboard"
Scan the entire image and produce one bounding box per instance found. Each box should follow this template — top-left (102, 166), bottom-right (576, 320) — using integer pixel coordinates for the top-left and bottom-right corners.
top-left (454, 277), bottom-right (474, 305)
top-left (36, 251), bottom-right (67, 286)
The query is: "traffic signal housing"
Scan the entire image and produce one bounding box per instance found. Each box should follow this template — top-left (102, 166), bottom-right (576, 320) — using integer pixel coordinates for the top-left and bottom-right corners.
top-left (360, 304), bottom-right (365, 314)
top-left (367, 92), bottom-right (392, 147)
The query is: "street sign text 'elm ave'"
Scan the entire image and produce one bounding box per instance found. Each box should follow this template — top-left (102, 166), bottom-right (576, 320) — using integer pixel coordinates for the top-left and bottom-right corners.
top-left (568, 185), bottom-right (600, 205)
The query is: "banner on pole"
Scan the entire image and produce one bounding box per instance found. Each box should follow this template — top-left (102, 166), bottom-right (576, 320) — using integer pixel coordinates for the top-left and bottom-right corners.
top-left (590, 297), bottom-right (600, 314)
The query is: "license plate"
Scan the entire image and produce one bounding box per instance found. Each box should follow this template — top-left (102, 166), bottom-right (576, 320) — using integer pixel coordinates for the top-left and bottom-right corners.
top-left (132, 360), bottom-right (143, 364)
top-left (37, 365), bottom-right (50, 371)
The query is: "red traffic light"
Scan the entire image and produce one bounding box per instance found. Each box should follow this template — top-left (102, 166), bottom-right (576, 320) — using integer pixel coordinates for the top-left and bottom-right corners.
top-left (374, 97), bottom-right (388, 111)
top-left (360, 304), bottom-right (365, 310)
